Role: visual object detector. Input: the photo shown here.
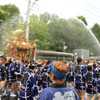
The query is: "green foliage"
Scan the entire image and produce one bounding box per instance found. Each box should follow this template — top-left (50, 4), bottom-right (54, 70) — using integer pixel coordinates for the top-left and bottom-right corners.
top-left (29, 14), bottom-right (50, 50)
top-left (38, 13), bottom-right (99, 55)
top-left (91, 23), bottom-right (100, 40)
top-left (0, 15), bottom-right (24, 54)
top-left (0, 4), bottom-right (21, 53)
top-left (39, 12), bottom-right (50, 24)
top-left (47, 18), bottom-right (68, 51)
top-left (0, 8), bottom-right (7, 25)
top-left (66, 18), bottom-right (98, 55)
top-left (0, 3), bottom-right (100, 57)
top-left (91, 23), bottom-right (100, 55)
top-left (0, 4), bottom-right (20, 19)
top-left (77, 15), bottom-right (88, 26)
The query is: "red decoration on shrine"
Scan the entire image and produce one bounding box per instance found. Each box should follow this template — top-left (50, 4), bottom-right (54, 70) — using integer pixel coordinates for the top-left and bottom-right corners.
top-left (6, 30), bottom-right (33, 61)
top-left (6, 29), bottom-right (38, 61)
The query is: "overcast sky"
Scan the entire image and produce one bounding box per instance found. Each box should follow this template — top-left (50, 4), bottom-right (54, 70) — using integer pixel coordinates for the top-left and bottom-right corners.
top-left (1, 0), bottom-right (100, 27)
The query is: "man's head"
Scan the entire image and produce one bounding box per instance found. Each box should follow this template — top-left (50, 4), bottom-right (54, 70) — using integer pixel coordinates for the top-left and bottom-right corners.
top-left (87, 65), bottom-right (92, 71)
top-left (30, 60), bottom-right (33, 65)
top-left (45, 60), bottom-right (51, 65)
top-left (25, 60), bottom-right (29, 66)
top-left (6, 57), bottom-right (12, 64)
top-left (93, 63), bottom-right (96, 69)
top-left (19, 59), bottom-right (24, 65)
top-left (29, 64), bottom-right (36, 71)
top-left (77, 57), bottom-right (82, 64)
top-left (48, 61), bottom-right (69, 84)
top-left (0, 58), bottom-right (4, 66)
top-left (0, 56), bottom-right (6, 65)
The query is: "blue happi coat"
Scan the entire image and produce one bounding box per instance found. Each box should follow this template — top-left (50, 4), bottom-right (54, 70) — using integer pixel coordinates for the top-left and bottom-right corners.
top-left (0, 64), bottom-right (7, 81)
top-left (20, 64), bottom-right (26, 77)
top-left (6, 63), bottom-right (15, 83)
top-left (86, 71), bottom-right (96, 94)
top-left (93, 67), bottom-right (100, 93)
top-left (72, 64), bottom-right (87, 90)
top-left (19, 70), bottom-right (38, 100)
top-left (14, 61), bottom-right (22, 81)
top-left (38, 83), bottom-right (79, 100)
top-left (66, 65), bottom-right (74, 82)
top-left (36, 66), bottom-right (45, 86)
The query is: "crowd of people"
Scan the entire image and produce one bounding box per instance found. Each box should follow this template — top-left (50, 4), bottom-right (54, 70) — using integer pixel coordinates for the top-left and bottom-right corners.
top-left (0, 55), bottom-right (100, 100)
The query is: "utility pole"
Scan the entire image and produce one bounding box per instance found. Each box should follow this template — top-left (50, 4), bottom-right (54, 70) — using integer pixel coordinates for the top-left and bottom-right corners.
top-left (26, 0), bottom-right (39, 40)
top-left (26, 0), bottom-right (31, 40)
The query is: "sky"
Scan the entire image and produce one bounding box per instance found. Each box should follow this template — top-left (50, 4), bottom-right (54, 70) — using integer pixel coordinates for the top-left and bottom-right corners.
top-left (1, 0), bottom-right (100, 28)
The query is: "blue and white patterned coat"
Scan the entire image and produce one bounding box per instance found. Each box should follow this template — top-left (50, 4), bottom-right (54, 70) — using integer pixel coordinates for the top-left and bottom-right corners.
top-left (19, 70), bottom-right (38, 100)
top-left (73, 64), bottom-right (87, 90)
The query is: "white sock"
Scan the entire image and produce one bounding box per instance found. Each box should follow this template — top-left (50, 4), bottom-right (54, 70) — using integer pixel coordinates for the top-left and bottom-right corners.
top-left (3, 91), bottom-right (6, 94)
top-left (10, 92), bottom-right (13, 94)
top-left (13, 91), bottom-right (15, 94)
top-left (18, 91), bottom-right (19, 95)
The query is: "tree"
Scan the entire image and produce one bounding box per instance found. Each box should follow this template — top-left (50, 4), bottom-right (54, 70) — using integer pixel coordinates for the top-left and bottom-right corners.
top-left (39, 12), bottom-right (59, 24)
top-left (91, 23), bottom-right (100, 40)
top-left (40, 13), bottom-right (98, 54)
top-left (0, 4), bottom-right (20, 20)
top-left (77, 15), bottom-right (88, 26)
top-left (0, 15), bottom-right (24, 54)
top-left (47, 18), bottom-right (69, 51)
top-left (39, 12), bottom-right (50, 24)
top-left (0, 8), bottom-right (7, 25)
top-left (66, 17), bottom-right (99, 55)
top-left (0, 4), bottom-right (21, 54)
top-left (91, 23), bottom-right (100, 55)
top-left (29, 14), bottom-right (50, 50)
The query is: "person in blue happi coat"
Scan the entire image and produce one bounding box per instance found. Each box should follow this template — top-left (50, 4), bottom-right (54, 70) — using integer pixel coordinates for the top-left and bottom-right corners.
top-left (38, 61), bottom-right (79, 100)
top-left (93, 61), bottom-right (100, 100)
top-left (14, 60), bottom-right (22, 95)
top-left (65, 61), bottom-right (74, 87)
top-left (19, 64), bottom-right (38, 100)
top-left (86, 65), bottom-right (96, 100)
top-left (41, 61), bottom-right (50, 89)
top-left (13, 59), bottom-right (27, 95)
top-left (35, 62), bottom-right (45, 91)
top-left (18, 59), bottom-right (26, 77)
top-left (0, 56), bottom-right (7, 90)
top-left (3, 57), bottom-right (16, 97)
top-left (72, 57), bottom-right (87, 100)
